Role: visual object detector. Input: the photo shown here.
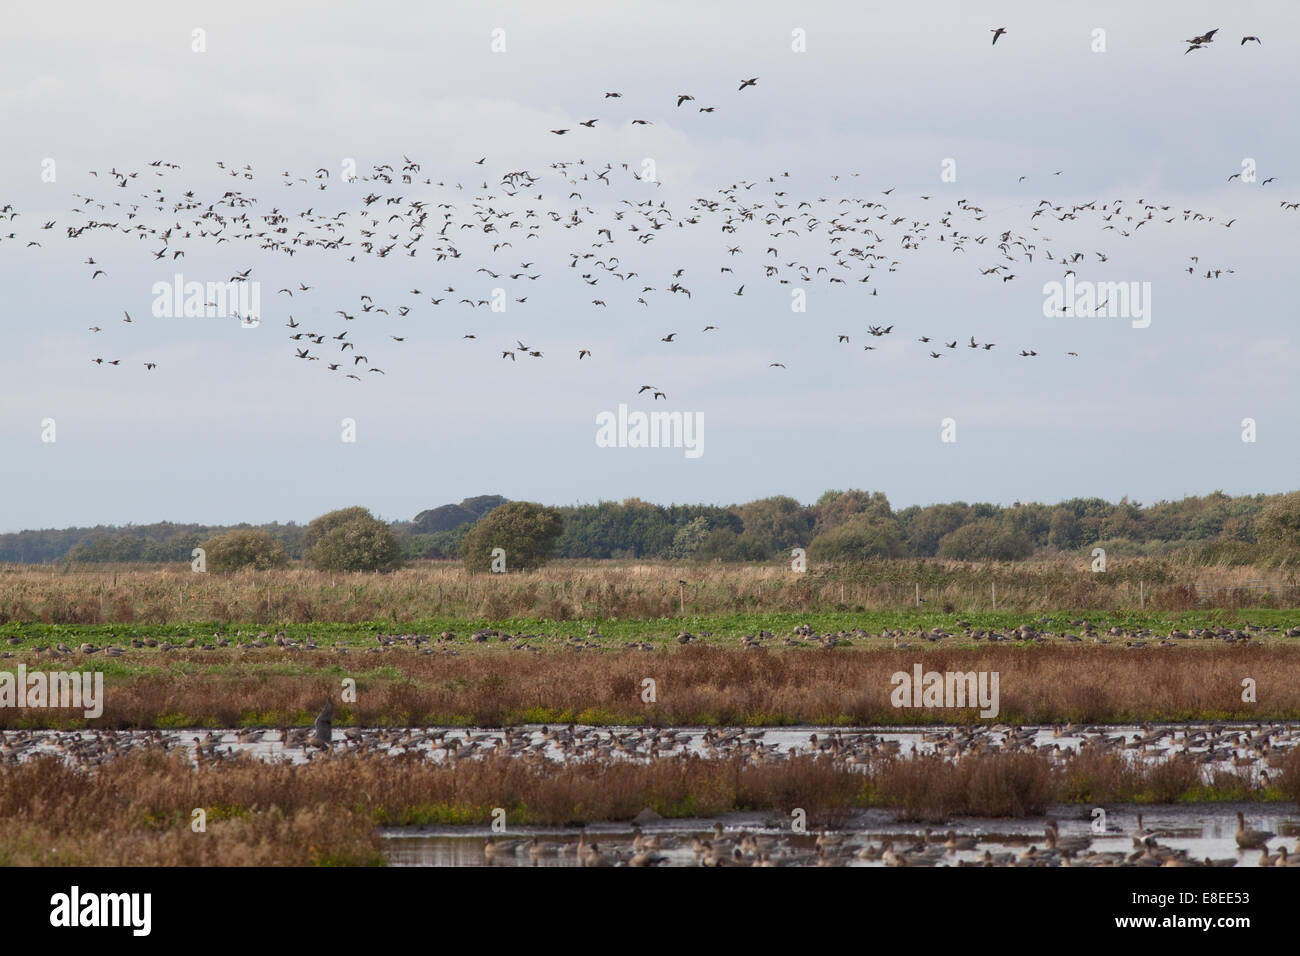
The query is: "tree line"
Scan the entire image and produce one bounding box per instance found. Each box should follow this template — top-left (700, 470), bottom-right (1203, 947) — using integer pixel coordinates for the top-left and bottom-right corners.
top-left (1, 489), bottom-right (1297, 571)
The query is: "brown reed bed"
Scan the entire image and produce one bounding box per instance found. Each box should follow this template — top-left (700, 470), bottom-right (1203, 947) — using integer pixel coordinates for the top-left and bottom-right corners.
top-left (3, 644), bottom-right (1299, 728)
top-left (1, 745), bottom-right (1295, 864)
top-left (1, 558), bottom-right (1295, 625)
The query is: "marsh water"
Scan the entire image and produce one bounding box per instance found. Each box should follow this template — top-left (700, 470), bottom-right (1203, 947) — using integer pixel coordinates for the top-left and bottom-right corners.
top-left (7, 722), bottom-right (1295, 866)
top-left (8, 722), bottom-right (1296, 769)
top-left (382, 804), bottom-right (1300, 867)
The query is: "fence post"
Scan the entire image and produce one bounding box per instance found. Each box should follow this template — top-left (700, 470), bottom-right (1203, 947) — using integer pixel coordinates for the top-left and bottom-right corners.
top-left (992, 581), bottom-right (997, 609)
top-left (1139, 580), bottom-right (1144, 610)
top-left (915, 582), bottom-right (920, 607)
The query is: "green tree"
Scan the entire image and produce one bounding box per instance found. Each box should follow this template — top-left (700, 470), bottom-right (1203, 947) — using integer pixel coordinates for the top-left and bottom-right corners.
top-left (1256, 492), bottom-right (1300, 549)
top-left (667, 516), bottom-right (714, 559)
top-left (201, 528), bottom-right (289, 571)
top-left (902, 504), bottom-right (968, 556)
top-left (411, 503), bottom-right (477, 533)
top-left (461, 501), bottom-right (564, 572)
top-left (811, 489), bottom-right (894, 536)
top-left (937, 519), bottom-right (1033, 561)
top-left (303, 506), bottom-right (374, 552)
top-left (306, 507), bottom-right (403, 572)
top-left (808, 514), bottom-right (908, 562)
top-left (459, 495), bottom-right (509, 519)
top-left (736, 495), bottom-right (813, 555)
top-left (692, 528), bottom-right (771, 562)
top-left (1047, 510), bottom-right (1081, 551)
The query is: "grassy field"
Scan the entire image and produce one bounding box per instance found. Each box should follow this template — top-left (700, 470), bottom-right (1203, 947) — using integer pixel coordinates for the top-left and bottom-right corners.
top-left (1, 559), bottom-right (1296, 626)
top-left (3, 642), bottom-right (1300, 728)
top-left (1, 606), bottom-right (1298, 649)
top-left (2, 560), bottom-right (1297, 727)
top-left (3, 560), bottom-right (1298, 865)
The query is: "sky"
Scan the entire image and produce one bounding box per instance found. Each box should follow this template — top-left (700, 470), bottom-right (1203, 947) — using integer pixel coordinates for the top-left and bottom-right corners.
top-left (1, 1), bottom-right (1297, 532)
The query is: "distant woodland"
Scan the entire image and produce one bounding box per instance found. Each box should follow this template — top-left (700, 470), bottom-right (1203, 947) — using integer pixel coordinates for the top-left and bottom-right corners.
top-left (4, 490), bottom-right (1298, 567)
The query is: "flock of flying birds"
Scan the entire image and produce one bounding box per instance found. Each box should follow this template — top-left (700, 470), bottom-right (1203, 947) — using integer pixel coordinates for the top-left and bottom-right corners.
top-left (0, 26), bottom-right (1288, 398)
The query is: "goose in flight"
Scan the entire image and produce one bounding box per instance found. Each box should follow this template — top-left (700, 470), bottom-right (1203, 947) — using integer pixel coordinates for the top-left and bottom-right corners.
top-left (990, 27), bottom-right (1007, 45)
top-left (738, 77), bottom-right (759, 90)
top-left (661, 332), bottom-right (677, 342)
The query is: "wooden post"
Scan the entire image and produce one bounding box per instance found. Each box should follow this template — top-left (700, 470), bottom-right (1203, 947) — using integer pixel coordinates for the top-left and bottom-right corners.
top-left (992, 582), bottom-right (997, 609)
top-left (1139, 580), bottom-right (1144, 609)
top-left (915, 583), bottom-right (920, 607)
top-left (679, 582), bottom-right (685, 617)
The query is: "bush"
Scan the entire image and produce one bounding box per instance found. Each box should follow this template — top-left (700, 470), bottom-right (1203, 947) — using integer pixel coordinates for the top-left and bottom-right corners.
top-left (692, 528), bottom-right (771, 562)
top-left (303, 506), bottom-right (373, 552)
top-left (461, 501), bottom-right (564, 573)
top-left (200, 529), bottom-right (288, 572)
top-left (306, 507), bottom-right (402, 573)
top-left (1256, 492), bottom-right (1300, 550)
top-left (936, 519), bottom-right (1033, 561)
top-left (807, 515), bottom-right (908, 562)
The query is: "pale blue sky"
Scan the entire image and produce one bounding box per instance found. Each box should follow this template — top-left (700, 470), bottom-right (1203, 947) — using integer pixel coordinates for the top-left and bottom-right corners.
top-left (1, 1), bottom-right (1296, 531)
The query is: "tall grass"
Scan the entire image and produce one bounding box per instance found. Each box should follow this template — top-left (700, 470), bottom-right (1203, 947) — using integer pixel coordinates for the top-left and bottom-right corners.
top-left (2, 645), bottom-right (1298, 728)
top-left (1, 745), bottom-right (1293, 864)
top-left (1, 558), bottom-right (1296, 625)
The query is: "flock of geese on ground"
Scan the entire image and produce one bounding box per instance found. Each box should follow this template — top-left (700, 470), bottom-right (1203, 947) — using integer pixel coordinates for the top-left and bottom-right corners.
top-left (3, 720), bottom-right (1295, 784)
top-left (476, 811), bottom-right (1299, 867)
top-left (1, 27), bottom-right (1289, 393)
top-left (5, 617), bottom-right (1296, 661)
